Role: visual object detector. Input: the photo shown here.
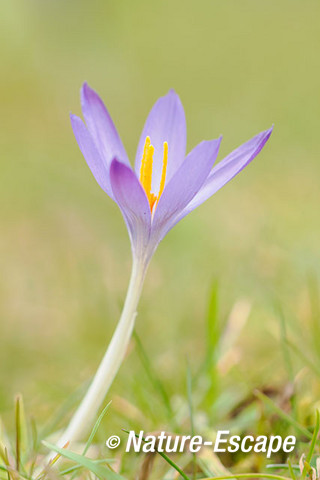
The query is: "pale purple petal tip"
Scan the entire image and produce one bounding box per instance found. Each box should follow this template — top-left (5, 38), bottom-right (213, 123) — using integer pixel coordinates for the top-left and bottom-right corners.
top-left (70, 113), bottom-right (113, 197)
top-left (134, 90), bottom-right (187, 193)
top-left (80, 83), bottom-right (130, 168)
top-left (154, 126), bottom-right (273, 240)
top-left (184, 126), bottom-right (274, 213)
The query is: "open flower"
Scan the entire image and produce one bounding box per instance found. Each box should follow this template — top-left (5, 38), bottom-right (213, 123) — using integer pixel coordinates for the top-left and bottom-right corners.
top-left (71, 83), bottom-right (272, 266)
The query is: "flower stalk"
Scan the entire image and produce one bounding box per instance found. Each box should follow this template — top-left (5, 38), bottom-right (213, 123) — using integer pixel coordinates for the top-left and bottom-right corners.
top-left (56, 257), bottom-right (147, 448)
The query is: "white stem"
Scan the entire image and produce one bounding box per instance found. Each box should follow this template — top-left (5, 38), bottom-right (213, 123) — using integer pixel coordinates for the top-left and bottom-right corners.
top-left (53, 258), bottom-right (146, 452)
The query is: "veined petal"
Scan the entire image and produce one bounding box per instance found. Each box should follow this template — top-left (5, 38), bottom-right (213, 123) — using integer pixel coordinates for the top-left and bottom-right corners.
top-left (81, 83), bottom-right (130, 168)
top-left (70, 114), bottom-right (113, 197)
top-left (151, 137), bottom-right (222, 243)
top-left (183, 126), bottom-right (273, 214)
top-left (134, 90), bottom-right (186, 194)
top-left (109, 159), bottom-right (151, 258)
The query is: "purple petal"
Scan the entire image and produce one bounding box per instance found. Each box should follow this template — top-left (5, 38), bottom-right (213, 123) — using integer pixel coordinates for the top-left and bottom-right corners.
top-left (183, 127), bottom-right (273, 214)
top-left (70, 114), bottom-right (113, 197)
top-left (151, 137), bottom-right (222, 242)
top-left (109, 159), bottom-right (151, 258)
top-left (81, 83), bottom-right (130, 167)
top-left (134, 90), bottom-right (186, 194)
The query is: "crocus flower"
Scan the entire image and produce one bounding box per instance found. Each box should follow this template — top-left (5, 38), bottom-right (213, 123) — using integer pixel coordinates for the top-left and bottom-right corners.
top-left (71, 83), bottom-right (272, 267)
top-left (53, 84), bottom-right (272, 451)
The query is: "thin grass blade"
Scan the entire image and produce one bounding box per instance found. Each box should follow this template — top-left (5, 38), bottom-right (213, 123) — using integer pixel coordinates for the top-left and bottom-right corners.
top-left (82, 401), bottom-right (111, 456)
top-left (254, 390), bottom-right (312, 440)
top-left (43, 441), bottom-right (124, 480)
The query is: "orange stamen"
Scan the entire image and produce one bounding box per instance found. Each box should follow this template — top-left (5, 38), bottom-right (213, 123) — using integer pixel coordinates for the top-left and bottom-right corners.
top-left (149, 193), bottom-right (157, 211)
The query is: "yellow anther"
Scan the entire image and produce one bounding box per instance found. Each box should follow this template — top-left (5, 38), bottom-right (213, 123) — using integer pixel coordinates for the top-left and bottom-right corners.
top-left (139, 136), bottom-right (151, 185)
top-left (144, 145), bottom-right (154, 198)
top-left (158, 141), bottom-right (168, 200)
top-left (139, 136), bottom-right (169, 213)
top-left (139, 136), bottom-right (154, 202)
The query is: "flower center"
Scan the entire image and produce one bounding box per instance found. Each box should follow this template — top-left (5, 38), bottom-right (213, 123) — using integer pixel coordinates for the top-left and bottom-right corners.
top-left (139, 136), bottom-right (168, 213)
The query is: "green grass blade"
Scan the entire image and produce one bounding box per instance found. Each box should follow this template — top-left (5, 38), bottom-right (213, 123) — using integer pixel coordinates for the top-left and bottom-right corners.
top-left (254, 390), bottom-right (312, 439)
top-left (0, 445), bottom-right (31, 480)
top-left (203, 282), bottom-right (219, 403)
top-left (275, 304), bottom-right (297, 420)
top-left (133, 331), bottom-right (174, 421)
top-left (15, 394), bottom-right (29, 471)
top-left (60, 458), bottom-right (116, 476)
top-left (288, 459), bottom-right (297, 480)
top-left (186, 365), bottom-right (195, 439)
top-left (0, 418), bottom-right (10, 467)
top-left (197, 458), bottom-right (214, 478)
top-left (82, 401), bottom-right (111, 456)
top-left (307, 273), bottom-right (320, 354)
top-left (122, 429), bottom-right (190, 480)
top-left (266, 464), bottom-right (299, 472)
top-left (306, 410), bottom-right (319, 463)
top-left (39, 380), bottom-right (90, 441)
top-left (287, 340), bottom-right (320, 378)
top-left (206, 281), bottom-right (220, 366)
top-left (200, 474), bottom-right (291, 480)
top-left (154, 449), bottom-right (190, 480)
top-left (301, 410), bottom-right (320, 480)
top-left (186, 363), bottom-right (197, 480)
top-left (42, 441), bottom-right (125, 480)
top-left (276, 303), bottom-right (294, 381)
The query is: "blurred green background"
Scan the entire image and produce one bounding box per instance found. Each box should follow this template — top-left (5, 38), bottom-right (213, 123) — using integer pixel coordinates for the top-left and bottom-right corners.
top-left (1, 0), bottom-right (320, 447)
